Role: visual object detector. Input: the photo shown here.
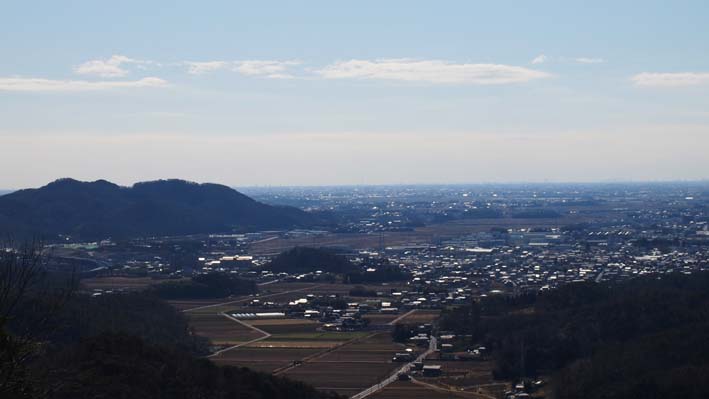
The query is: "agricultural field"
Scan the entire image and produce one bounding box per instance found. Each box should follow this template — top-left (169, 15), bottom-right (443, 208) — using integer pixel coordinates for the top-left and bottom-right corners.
top-left (167, 298), bottom-right (229, 311)
top-left (185, 312), bottom-right (263, 347)
top-left (281, 333), bottom-right (410, 396)
top-left (81, 276), bottom-right (178, 291)
top-left (257, 282), bottom-right (406, 299)
top-left (206, 314), bottom-right (370, 372)
top-left (165, 280), bottom-right (444, 397)
top-left (210, 346), bottom-right (322, 372)
top-left (370, 381), bottom-right (468, 399)
top-left (248, 216), bottom-right (590, 255)
top-left (429, 360), bottom-right (509, 398)
top-left (392, 309), bottom-right (441, 325)
top-left (364, 313), bottom-right (400, 326)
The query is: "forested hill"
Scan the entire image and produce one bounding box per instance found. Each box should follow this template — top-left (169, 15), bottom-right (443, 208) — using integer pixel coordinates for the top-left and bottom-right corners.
top-left (0, 178), bottom-right (319, 239)
top-left (0, 259), bottom-right (342, 398)
top-left (440, 272), bottom-right (709, 399)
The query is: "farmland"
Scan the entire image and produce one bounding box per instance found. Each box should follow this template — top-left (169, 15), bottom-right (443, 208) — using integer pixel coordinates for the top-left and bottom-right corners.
top-left (81, 276), bottom-right (177, 291)
top-left (392, 310), bottom-right (441, 325)
top-left (79, 277), bottom-right (464, 398)
top-left (281, 333), bottom-right (408, 396)
top-left (370, 381), bottom-right (469, 399)
top-left (166, 280), bottom-right (436, 397)
top-left (199, 311), bottom-right (409, 396)
top-left (248, 216), bottom-right (591, 255)
top-left (185, 312), bottom-right (263, 347)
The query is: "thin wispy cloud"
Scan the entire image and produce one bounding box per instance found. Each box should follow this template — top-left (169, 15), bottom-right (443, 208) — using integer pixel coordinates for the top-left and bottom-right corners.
top-left (631, 72), bottom-right (709, 87)
top-left (234, 60), bottom-right (301, 78)
top-left (531, 55), bottom-right (605, 65)
top-left (184, 60), bottom-right (301, 78)
top-left (575, 57), bottom-right (605, 64)
top-left (184, 61), bottom-right (230, 75)
top-left (531, 54), bottom-right (547, 65)
top-left (0, 77), bottom-right (168, 92)
top-left (316, 59), bottom-right (550, 85)
top-left (74, 55), bottom-right (154, 78)
top-left (73, 56), bottom-right (552, 84)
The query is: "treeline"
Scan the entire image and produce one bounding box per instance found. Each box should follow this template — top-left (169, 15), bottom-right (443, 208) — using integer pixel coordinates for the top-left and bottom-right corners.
top-left (11, 291), bottom-right (210, 355)
top-left (37, 333), bottom-right (341, 399)
top-left (348, 285), bottom-right (378, 297)
top-left (149, 273), bottom-right (257, 299)
top-left (391, 323), bottom-right (418, 343)
top-left (439, 272), bottom-right (709, 399)
top-left (266, 247), bottom-right (355, 274)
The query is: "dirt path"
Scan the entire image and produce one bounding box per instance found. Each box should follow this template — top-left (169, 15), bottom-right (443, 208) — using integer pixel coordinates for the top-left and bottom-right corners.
top-left (207, 312), bottom-right (272, 357)
top-left (410, 377), bottom-right (497, 399)
top-left (388, 309), bottom-right (417, 325)
top-left (272, 332), bottom-right (381, 375)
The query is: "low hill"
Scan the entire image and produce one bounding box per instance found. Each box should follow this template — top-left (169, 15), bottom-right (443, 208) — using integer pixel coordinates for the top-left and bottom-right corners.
top-left (0, 178), bottom-right (319, 239)
top-left (42, 333), bottom-right (342, 399)
top-left (266, 247), bottom-right (355, 274)
top-left (439, 272), bottom-right (709, 399)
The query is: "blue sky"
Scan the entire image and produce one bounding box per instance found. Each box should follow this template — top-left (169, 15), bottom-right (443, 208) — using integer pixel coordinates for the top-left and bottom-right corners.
top-left (1, 1), bottom-right (708, 187)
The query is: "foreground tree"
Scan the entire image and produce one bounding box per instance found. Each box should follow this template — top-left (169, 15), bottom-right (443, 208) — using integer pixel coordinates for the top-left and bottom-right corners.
top-left (0, 241), bottom-right (49, 397)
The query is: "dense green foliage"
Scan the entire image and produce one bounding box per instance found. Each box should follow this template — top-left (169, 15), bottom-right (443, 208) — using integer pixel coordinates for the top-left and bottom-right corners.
top-left (391, 323), bottom-right (417, 343)
top-left (265, 247), bottom-right (355, 274)
top-left (0, 178), bottom-right (317, 239)
top-left (150, 273), bottom-right (257, 299)
top-left (439, 273), bottom-right (709, 399)
top-left (348, 285), bottom-right (378, 297)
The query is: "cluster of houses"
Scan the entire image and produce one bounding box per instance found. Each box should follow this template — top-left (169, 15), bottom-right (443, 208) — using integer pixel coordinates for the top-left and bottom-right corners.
top-left (247, 295), bottom-right (372, 331)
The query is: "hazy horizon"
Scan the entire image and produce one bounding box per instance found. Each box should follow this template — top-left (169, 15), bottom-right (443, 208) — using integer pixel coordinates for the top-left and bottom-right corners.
top-left (2, 176), bottom-right (709, 193)
top-left (2, 1), bottom-right (708, 187)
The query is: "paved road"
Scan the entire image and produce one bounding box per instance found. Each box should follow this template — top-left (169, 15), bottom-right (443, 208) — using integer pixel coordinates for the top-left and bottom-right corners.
top-left (350, 336), bottom-right (438, 399)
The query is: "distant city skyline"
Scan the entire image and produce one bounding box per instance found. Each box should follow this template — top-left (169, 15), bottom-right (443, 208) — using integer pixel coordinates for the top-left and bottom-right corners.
top-left (2, 1), bottom-right (709, 187)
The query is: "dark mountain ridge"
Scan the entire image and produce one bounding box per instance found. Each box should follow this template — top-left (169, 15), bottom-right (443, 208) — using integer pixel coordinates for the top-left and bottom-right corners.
top-left (0, 178), bottom-right (318, 239)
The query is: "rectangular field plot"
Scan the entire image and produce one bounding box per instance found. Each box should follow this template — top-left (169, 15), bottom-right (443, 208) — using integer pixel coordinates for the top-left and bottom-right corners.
top-left (168, 299), bottom-right (231, 311)
top-left (370, 381), bottom-right (459, 399)
top-left (282, 361), bottom-right (398, 394)
top-left (185, 313), bottom-right (263, 345)
top-left (209, 347), bottom-right (322, 371)
top-left (395, 310), bottom-right (441, 324)
top-left (281, 333), bottom-right (403, 394)
top-left (246, 319), bottom-right (320, 335)
top-left (364, 313), bottom-right (400, 326)
top-left (81, 276), bottom-right (168, 291)
top-left (436, 360), bottom-right (497, 388)
top-left (317, 333), bottom-right (406, 362)
top-left (248, 332), bottom-right (366, 349)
